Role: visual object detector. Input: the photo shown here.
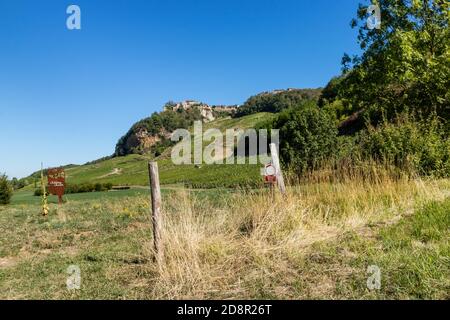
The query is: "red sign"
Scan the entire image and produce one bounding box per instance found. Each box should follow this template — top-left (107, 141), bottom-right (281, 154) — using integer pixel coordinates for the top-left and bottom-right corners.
top-left (264, 164), bottom-right (277, 184)
top-left (47, 168), bottom-right (65, 203)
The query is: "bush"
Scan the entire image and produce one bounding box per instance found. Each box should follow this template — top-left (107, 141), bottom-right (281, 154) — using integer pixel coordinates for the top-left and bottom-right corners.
top-left (104, 183), bottom-right (113, 190)
top-left (235, 89), bottom-right (322, 117)
top-left (77, 184), bottom-right (94, 193)
top-left (360, 114), bottom-right (450, 177)
top-left (65, 182), bottom-right (114, 194)
top-left (10, 178), bottom-right (26, 190)
top-left (65, 184), bottom-right (79, 194)
top-left (270, 104), bottom-right (338, 174)
top-left (0, 174), bottom-right (13, 205)
top-left (33, 188), bottom-right (48, 197)
top-left (34, 183), bottom-right (113, 196)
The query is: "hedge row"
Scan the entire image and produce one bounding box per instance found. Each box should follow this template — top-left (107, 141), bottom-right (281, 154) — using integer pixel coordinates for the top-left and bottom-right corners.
top-left (34, 182), bottom-right (113, 196)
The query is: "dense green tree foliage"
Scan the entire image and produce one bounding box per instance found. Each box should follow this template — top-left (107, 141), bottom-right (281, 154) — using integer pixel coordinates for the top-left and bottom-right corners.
top-left (360, 113), bottom-right (450, 176)
top-left (34, 182), bottom-right (114, 196)
top-left (65, 182), bottom-right (113, 194)
top-left (270, 104), bottom-right (338, 174)
top-left (235, 89), bottom-right (322, 117)
top-left (269, 1), bottom-right (449, 177)
top-left (331, 0), bottom-right (449, 123)
top-left (10, 177), bottom-right (25, 190)
top-left (0, 174), bottom-right (13, 205)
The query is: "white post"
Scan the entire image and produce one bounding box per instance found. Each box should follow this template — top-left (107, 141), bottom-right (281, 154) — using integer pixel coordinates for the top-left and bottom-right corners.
top-left (270, 143), bottom-right (286, 195)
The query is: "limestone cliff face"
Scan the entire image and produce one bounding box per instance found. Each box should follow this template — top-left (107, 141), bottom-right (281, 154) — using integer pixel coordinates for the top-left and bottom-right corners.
top-left (124, 129), bottom-right (161, 154)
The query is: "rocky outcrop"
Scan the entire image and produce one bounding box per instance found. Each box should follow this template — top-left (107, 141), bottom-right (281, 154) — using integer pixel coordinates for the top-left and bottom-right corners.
top-left (201, 106), bottom-right (215, 122)
top-left (124, 129), bottom-right (161, 153)
top-left (165, 100), bottom-right (237, 123)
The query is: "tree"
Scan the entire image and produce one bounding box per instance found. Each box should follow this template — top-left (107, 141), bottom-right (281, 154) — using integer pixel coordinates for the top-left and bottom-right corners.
top-left (270, 105), bottom-right (338, 174)
top-left (10, 177), bottom-right (25, 190)
top-left (338, 0), bottom-right (449, 122)
top-left (235, 89), bottom-right (322, 117)
top-left (0, 174), bottom-right (13, 205)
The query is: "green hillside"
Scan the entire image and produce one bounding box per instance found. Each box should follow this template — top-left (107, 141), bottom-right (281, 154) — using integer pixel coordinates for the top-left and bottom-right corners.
top-left (25, 112), bottom-right (275, 189)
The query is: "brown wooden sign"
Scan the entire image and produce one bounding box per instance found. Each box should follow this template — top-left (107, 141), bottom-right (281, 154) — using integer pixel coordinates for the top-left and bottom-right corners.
top-left (47, 168), bottom-right (65, 204)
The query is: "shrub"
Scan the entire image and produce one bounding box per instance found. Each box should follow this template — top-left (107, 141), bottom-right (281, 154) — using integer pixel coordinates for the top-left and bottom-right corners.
top-left (235, 89), bottom-right (322, 117)
top-left (360, 114), bottom-right (450, 177)
top-left (65, 184), bottom-right (79, 194)
top-left (78, 184), bottom-right (94, 193)
top-left (270, 104), bottom-right (338, 174)
top-left (104, 183), bottom-right (113, 190)
top-left (0, 174), bottom-right (13, 205)
top-left (33, 188), bottom-right (48, 197)
top-left (64, 182), bottom-right (114, 194)
top-left (10, 178), bottom-right (26, 190)
top-left (36, 182), bottom-right (114, 196)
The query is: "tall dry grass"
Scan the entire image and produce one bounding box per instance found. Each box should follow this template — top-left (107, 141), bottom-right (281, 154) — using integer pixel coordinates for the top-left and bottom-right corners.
top-left (142, 171), bottom-right (449, 299)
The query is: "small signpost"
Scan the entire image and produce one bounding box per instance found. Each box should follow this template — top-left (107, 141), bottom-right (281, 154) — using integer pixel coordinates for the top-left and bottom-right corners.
top-left (269, 143), bottom-right (286, 195)
top-left (47, 168), bottom-right (65, 204)
top-left (263, 162), bottom-right (278, 198)
top-left (264, 163), bottom-right (277, 185)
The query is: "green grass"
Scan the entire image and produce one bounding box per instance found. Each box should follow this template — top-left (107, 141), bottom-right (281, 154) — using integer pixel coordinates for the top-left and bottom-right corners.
top-left (202, 112), bottom-right (275, 132)
top-left (157, 159), bottom-right (263, 188)
top-left (11, 186), bottom-right (237, 206)
top-left (11, 188), bottom-right (151, 206)
top-left (0, 187), bottom-right (237, 299)
top-left (59, 154), bottom-right (263, 188)
top-left (374, 199), bottom-right (450, 299)
top-left (304, 198), bottom-right (450, 299)
top-left (64, 154), bottom-right (152, 186)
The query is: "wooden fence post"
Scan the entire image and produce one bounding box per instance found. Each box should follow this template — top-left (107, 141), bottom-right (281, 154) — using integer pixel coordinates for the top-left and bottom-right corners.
top-left (270, 143), bottom-right (286, 195)
top-left (148, 161), bottom-right (163, 265)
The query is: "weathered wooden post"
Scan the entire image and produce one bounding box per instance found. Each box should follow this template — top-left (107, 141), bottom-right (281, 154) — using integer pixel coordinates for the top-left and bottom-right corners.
top-left (269, 143), bottom-right (286, 195)
top-left (148, 161), bottom-right (163, 265)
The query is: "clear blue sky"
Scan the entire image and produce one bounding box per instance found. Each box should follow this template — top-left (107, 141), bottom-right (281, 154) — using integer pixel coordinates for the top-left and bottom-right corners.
top-left (0, 0), bottom-right (362, 178)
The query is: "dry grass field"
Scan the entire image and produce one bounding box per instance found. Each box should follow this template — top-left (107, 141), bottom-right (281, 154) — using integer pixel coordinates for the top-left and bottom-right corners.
top-left (1, 174), bottom-right (449, 300)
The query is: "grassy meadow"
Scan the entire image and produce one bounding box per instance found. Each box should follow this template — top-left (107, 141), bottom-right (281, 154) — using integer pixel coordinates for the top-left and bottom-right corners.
top-left (1, 175), bottom-right (448, 299)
